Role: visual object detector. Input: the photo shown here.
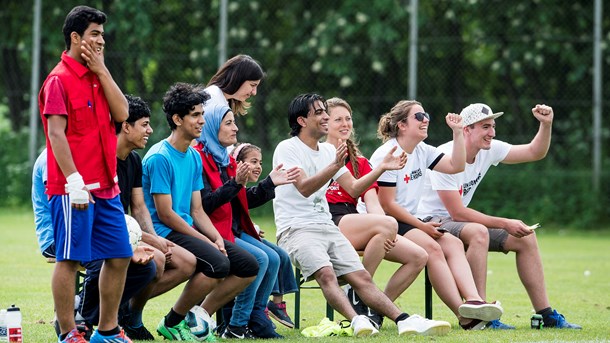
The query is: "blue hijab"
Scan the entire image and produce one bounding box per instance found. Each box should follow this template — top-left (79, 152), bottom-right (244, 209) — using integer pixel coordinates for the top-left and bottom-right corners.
top-left (197, 103), bottom-right (232, 167)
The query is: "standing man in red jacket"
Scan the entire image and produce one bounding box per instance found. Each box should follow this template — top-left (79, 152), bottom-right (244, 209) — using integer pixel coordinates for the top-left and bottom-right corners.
top-left (39, 6), bottom-right (132, 343)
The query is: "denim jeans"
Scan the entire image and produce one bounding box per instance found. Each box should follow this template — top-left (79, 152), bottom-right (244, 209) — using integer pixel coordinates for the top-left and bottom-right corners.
top-left (262, 239), bottom-right (298, 296)
top-left (231, 233), bottom-right (280, 327)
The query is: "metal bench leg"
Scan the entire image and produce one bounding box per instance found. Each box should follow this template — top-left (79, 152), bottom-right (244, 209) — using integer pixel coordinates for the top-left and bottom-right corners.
top-left (294, 267), bottom-right (301, 329)
top-left (424, 266), bottom-right (433, 319)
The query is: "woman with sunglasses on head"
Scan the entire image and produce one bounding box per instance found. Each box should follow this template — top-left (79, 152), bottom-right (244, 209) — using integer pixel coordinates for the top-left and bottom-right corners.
top-left (204, 54), bottom-right (265, 116)
top-left (371, 100), bottom-right (504, 330)
top-left (324, 97), bottom-right (428, 328)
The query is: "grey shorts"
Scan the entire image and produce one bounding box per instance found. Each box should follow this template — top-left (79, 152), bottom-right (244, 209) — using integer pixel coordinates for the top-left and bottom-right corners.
top-left (277, 223), bottom-right (364, 281)
top-left (430, 216), bottom-right (510, 254)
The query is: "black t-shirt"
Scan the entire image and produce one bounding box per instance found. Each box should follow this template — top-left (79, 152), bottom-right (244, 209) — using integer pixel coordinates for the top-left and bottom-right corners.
top-left (116, 151), bottom-right (142, 213)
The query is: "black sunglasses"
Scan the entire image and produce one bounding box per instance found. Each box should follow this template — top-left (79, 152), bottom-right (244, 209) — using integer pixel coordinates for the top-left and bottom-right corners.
top-left (407, 112), bottom-right (430, 122)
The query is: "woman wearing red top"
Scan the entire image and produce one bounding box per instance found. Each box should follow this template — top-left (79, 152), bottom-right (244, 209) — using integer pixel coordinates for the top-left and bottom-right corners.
top-left (325, 97), bottom-right (428, 327)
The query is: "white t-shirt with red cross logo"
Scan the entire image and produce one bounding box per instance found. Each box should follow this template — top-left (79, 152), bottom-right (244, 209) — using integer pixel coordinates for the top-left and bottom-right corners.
top-left (369, 138), bottom-right (444, 214)
top-left (416, 139), bottom-right (512, 218)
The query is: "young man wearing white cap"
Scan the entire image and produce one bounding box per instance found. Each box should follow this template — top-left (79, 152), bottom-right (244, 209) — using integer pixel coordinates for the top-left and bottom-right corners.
top-left (416, 103), bottom-right (581, 329)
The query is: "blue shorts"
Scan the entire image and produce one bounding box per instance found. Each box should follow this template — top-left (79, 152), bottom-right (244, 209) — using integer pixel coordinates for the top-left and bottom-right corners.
top-left (49, 194), bottom-right (133, 262)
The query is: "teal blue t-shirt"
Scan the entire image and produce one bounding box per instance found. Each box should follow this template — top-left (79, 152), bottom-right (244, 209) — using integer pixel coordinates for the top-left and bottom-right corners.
top-left (142, 140), bottom-right (204, 238)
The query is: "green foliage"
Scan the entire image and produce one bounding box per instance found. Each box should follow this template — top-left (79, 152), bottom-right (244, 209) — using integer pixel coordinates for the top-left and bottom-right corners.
top-left (469, 162), bottom-right (609, 228)
top-left (1, 1), bottom-right (609, 226)
top-left (0, 128), bottom-right (32, 207)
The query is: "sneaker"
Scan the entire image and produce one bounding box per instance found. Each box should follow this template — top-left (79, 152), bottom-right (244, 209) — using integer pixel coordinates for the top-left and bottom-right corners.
top-left (458, 300), bottom-right (504, 321)
top-left (221, 325), bottom-right (256, 339)
top-left (487, 319), bottom-right (515, 330)
top-left (344, 285), bottom-right (369, 316)
top-left (157, 318), bottom-right (196, 341)
top-left (397, 314), bottom-right (451, 336)
top-left (364, 307), bottom-right (384, 329)
top-left (543, 310), bottom-right (582, 329)
top-left (123, 324), bottom-right (155, 340)
top-left (460, 319), bottom-right (489, 330)
top-left (54, 313), bottom-right (92, 341)
top-left (351, 315), bottom-right (379, 337)
top-left (249, 309), bottom-right (283, 338)
top-left (90, 328), bottom-right (132, 343)
top-left (267, 300), bottom-right (295, 329)
top-left (58, 328), bottom-right (87, 343)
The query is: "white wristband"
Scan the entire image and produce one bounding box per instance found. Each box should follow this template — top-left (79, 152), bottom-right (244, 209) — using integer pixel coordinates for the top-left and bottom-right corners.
top-left (65, 172), bottom-right (85, 193)
top-left (65, 172), bottom-right (88, 204)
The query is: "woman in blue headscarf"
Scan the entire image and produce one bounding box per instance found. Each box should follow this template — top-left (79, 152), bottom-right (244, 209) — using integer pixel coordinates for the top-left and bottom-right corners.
top-left (194, 103), bottom-right (298, 339)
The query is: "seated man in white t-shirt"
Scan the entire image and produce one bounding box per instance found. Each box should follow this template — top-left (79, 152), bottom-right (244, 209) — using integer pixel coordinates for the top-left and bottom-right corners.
top-left (272, 93), bottom-right (452, 337)
top-left (417, 103), bottom-right (581, 330)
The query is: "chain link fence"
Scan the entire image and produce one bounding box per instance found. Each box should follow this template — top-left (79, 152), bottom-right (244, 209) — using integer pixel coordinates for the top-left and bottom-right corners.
top-left (1, 0), bottom-right (609, 224)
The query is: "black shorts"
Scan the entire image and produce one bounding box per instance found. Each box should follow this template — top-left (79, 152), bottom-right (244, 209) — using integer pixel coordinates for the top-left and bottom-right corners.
top-left (166, 231), bottom-right (258, 279)
top-left (397, 217), bottom-right (433, 236)
top-left (329, 202), bottom-right (358, 226)
top-left (80, 260), bottom-right (156, 325)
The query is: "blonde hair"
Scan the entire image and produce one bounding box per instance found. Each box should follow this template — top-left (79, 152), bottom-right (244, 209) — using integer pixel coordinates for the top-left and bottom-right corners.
top-left (377, 100), bottom-right (421, 142)
top-left (326, 97), bottom-right (363, 178)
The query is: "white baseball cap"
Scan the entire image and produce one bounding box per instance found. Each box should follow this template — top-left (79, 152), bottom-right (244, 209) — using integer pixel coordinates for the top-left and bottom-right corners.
top-left (460, 103), bottom-right (504, 126)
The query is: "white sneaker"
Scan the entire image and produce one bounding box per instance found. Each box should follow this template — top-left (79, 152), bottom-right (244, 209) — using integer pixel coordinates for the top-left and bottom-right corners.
top-left (458, 301), bottom-right (503, 321)
top-left (351, 315), bottom-right (379, 337)
top-left (397, 314), bottom-right (451, 336)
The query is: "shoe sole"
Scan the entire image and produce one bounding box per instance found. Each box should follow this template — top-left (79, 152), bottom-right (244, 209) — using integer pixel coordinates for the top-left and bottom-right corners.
top-left (418, 324), bottom-right (452, 336)
top-left (268, 312), bottom-right (295, 329)
top-left (458, 303), bottom-right (503, 321)
top-left (354, 328), bottom-right (379, 337)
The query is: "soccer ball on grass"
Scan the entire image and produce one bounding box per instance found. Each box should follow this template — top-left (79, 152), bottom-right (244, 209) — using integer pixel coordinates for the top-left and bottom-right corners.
top-left (185, 305), bottom-right (213, 341)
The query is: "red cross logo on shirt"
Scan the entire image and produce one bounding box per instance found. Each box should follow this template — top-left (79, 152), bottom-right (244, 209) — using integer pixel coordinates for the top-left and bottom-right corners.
top-left (459, 185), bottom-right (463, 196)
top-left (404, 173), bottom-right (411, 184)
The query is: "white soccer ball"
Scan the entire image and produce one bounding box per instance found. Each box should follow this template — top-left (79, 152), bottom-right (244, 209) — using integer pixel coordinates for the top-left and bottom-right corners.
top-left (185, 305), bottom-right (212, 341)
top-left (124, 214), bottom-right (142, 252)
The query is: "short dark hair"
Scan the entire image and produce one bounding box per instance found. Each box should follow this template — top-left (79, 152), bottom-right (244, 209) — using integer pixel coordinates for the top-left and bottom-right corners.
top-left (115, 94), bottom-right (151, 134)
top-left (62, 6), bottom-right (107, 51)
top-left (162, 82), bottom-right (210, 130)
top-left (288, 93), bottom-right (326, 136)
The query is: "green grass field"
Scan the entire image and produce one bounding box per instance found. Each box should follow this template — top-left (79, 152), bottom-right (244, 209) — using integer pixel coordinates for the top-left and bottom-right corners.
top-left (1, 209), bottom-right (609, 342)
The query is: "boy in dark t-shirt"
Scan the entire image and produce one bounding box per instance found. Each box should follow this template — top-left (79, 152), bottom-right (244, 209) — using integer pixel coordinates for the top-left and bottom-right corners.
top-left (115, 95), bottom-right (212, 340)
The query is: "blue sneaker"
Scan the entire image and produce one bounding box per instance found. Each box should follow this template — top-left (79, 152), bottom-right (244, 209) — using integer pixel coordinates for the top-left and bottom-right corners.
top-left (487, 319), bottom-right (515, 330)
top-left (90, 328), bottom-right (133, 342)
top-left (543, 310), bottom-right (582, 329)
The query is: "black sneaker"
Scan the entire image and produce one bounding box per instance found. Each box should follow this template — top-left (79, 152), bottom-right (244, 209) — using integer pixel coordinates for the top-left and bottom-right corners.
top-left (266, 300), bottom-right (295, 329)
top-left (123, 324), bottom-right (155, 340)
top-left (222, 325), bottom-right (256, 339)
top-left (365, 308), bottom-right (384, 329)
top-left (345, 285), bottom-right (382, 328)
top-left (345, 285), bottom-right (369, 316)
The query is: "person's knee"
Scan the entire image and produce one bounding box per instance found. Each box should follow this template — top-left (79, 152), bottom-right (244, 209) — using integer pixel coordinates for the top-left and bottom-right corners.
top-left (152, 249), bottom-right (166, 280)
top-left (422, 240), bottom-right (443, 259)
top-left (412, 246), bottom-right (428, 269)
top-left (348, 270), bottom-right (374, 290)
top-left (510, 233), bottom-right (539, 253)
top-left (463, 223), bottom-right (489, 248)
top-left (266, 251), bottom-right (281, 272)
top-left (171, 247), bottom-right (197, 274)
top-left (383, 216), bottom-right (399, 237)
top-left (314, 266), bottom-right (338, 287)
top-left (199, 256), bottom-right (231, 279)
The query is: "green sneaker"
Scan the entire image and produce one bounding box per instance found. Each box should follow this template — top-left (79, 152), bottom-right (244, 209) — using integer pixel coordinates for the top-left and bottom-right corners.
top-left (157, 318), bottom-right (196, 341)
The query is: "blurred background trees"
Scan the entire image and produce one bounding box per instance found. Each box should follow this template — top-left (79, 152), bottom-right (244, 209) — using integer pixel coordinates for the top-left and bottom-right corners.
top-left (1, 0), bottom-right (609, 226)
